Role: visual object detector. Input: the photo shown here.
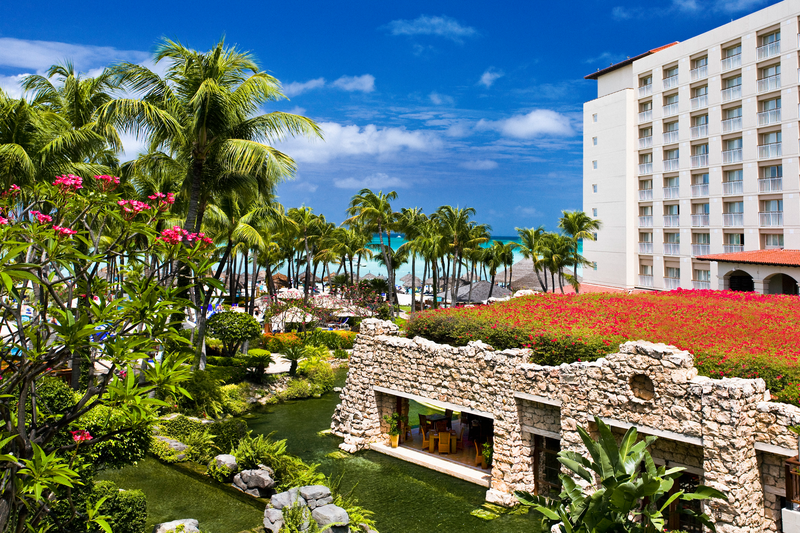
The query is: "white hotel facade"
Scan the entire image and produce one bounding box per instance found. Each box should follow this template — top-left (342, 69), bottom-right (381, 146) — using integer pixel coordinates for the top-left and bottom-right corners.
top-left (582, 0), bottom-right (800, 294)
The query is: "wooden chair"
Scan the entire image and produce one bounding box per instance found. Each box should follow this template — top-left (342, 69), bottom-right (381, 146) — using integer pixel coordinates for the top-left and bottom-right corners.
top-left (475, 440), bottom-right (482, 466)
top-left (403, 420), bottom-right (413, 441)
top-left (455, 424), bottom-right (465, 450)
top-left (435, 420), bottom-right (448, 433)
top-left (421, 427), bottom-right (429, 450)
top-left (438, 432), bottom-right (451, 455)
top-left (444, 409), bottom-right (453, 430)
top-left (418, 414), bottom-right (428, 434)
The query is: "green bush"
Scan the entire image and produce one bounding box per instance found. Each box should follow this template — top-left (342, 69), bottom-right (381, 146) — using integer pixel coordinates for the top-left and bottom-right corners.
top-left (211, 418), bottom-right (248, 454)
top-left (333, 348), bottom-right (348, 359)
top-left (298, 359), bottom-right (335, 394)
top-left (207, 459), bottom-right (237, 483)
top-left (245, 349), bottom-right (274, 383)
top-left (77, 405), bottom-right (151, 469)
top-left (158, 415), bottom-right (247, 455)
top-left (234, 434), bottom-right (325, 491)
top-left (150, 436), bottom-right (186, 463)
top-left (207, 311), bottom-right (262, 356)
top-left (178, 371), bottom-right (224, 417)
top-left (220, 383), bottom-right (250, 417)
top-left (277, 379), bottom-right (314, 400)
top-left (35, 376), bottom-right (75, 416)
top-left (182, 427), bottom-right (219, 463)
top-left (205, 364), bottom-right (247, 385)
top-left (207, 355), bottom-right (248, 367)
top-left (92, 480), bottom-right (147, 533)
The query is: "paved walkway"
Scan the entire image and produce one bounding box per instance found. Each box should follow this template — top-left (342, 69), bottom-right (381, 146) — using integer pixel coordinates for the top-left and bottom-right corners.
top-left (370, 442), bottom-right (491, 487)
top-left (265, 355), bottom-right (291, 374)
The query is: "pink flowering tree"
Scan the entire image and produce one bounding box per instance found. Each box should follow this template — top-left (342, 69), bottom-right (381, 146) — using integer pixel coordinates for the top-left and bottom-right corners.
top-left (0, 175), bottom-right (218, 532)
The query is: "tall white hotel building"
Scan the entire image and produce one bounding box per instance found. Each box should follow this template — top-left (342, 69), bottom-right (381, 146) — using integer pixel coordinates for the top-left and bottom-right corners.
top-left (582, 0), bottom-right (800, 295)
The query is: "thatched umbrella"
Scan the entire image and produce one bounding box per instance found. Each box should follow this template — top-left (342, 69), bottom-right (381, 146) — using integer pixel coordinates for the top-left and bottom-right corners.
top-left (400, 274), bottom-right (422, 287)
top-left (454, 280), bottom-right (512, 303)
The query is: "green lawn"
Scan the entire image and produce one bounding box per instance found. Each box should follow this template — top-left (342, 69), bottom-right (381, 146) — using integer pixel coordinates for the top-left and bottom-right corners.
top-left (407, 399), bottom-right (457, 428)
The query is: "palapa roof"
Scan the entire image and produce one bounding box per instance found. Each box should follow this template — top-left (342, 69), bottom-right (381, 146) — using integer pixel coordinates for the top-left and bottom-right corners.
top-left (454, 280), bottom-right (511, 303)
top-left (400, 274), bottom-right (422, 286)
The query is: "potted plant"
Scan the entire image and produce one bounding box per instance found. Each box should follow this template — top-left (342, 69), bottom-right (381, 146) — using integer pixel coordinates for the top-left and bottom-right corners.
top-left (482, 442), bottom-right (493, 469)
top-left (383, 412), bottom-right (401, 447)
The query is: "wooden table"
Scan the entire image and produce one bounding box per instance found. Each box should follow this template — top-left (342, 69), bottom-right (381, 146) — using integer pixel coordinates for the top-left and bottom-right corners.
top-left (428, 431), bottom-right (457, 454)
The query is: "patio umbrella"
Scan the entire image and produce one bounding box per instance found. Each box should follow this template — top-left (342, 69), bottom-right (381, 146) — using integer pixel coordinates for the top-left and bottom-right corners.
top-left (400, 274), bottom-right (422, 287)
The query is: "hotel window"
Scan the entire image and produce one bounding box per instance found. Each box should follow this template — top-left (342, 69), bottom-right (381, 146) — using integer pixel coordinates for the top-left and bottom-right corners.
top-left (692, 85), bottom-right (708, 98)
top-left (724, 201), bottom-right (744, 214)
top-left (760, 64), bottom-right (780, 79)
top-left (693, 144), bottom-right (709, 155)
top-left (725, 138), bottom-right (743, 151)
top-left (640, 153), bottom-right (653, 164)
top-left (694, 233), bottom-right (710, 244)
top-left (694, 203), bottom-right (710, 215)
top-left (592, 137), bottom-right (598, 146)
top-left (693, 56), bottom-right (708, 69)
top-left (592, 113), bottom-right (598, 122)
top-left (693, 173), bottom-right (709, 185)
top-left (764, 234), bottom-right (784, 249)
top-left (694, 269), bottom-right (711, 282)
top-left (664, 65), bottom-right (679, 79)
top-left (640, 101), bottom-right (653, 112)
top-left (664, 148), bottom-right (679, 160)
top-left (640, 232), bottom-right (652, 243)
top-left (640, 75), bottom-right (652, 87)
top-left (592, 208), bottom-right (598, 217)
top-left (640, 179), bottom-right (653, 190)
top-left (724, 106), bottom-right (742, 120)
top-left (760, 131), bottom-right (781, 145)
top-left (724, 44), bottom-right (742, 58)
top-left (762, 97), bottom-right (781, 111)
top-left (664, 121), bottom-right (679, 133)
top-left (762, 199), bottom-right (783, 212)
top-left (593, 232), bottom-right (598, 241)
top-left (725, 169), bottom-right (743, 182)
top-left (641, 264), bottom-right (653, 276)
top-left (666, 266), bottom-right (680, 279)
top-left (640, 127), bottom-right (652, 137)
top-left (724, 75), bottom-right (742, 89)
top-left (760, 31), bottom-right (780, 45)
top-left (592, 160), bottom-right (598, 169)
top-left (664, 176), bottom-right (679, 188)
top-left (665, 233), bottom-right (680, 244)
top-left (592, 262), bottom-right (597, 271)
top-left (763, 165), bottom-right (782, 179)
top-left (592, 184), bottom-right (598, 193)
top-left (726, 233), bottom-right (744, 246)
top-left (664, 93), bottom-right (679, 106)
top-left (640, 205), bottom-right (653, 216)
top-left (693, 114), bottom-right (708, 126)
top-left (664, 204), bottom-right (679, 216)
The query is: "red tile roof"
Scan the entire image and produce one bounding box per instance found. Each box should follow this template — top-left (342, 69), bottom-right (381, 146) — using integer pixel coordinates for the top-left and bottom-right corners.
top-left (584, 42), bottom-right (679, 80)
top-left (696, 249), bottom-right (800, 267)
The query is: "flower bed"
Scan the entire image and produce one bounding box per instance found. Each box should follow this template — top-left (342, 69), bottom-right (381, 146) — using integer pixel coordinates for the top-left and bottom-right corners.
top-left (405, 290), bottom-right (800, 405)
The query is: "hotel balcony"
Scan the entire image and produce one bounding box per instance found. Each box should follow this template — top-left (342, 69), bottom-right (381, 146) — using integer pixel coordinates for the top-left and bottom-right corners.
top-left (663, 158), bottom-right (680, 172)
top-left (691, 184), bottom-right (709, 197)
top-left (765, 243), bottom-right (784, 250)
top-left (691, 154), bottom-right (709, 168)
top-left (663, 186), bottom-right (680, 199)
top-left (663, 75), bottom-right (679, 90)
top-left (757, 40), bottom-right (780, 61)
top-left (639, 216), bottom-right (653, 228)
top-left (639, 242), bottom-right (653, 254)
top-left (722, 148), bottom-right (743, 164)
top-left (758, 142), bottom-right (782, 160)
top-left (663, 215), bottom-right (680, 227)
top-left (664, 277), bottom-right (681, 290)
top-left (639, 110), bottom-right (653, 123)
top-left (721, 54), bottom-right (742, 72)
top-left (691, 214), bottom-right (709, 227)
top-left (639, 136), bottom-right (653, 149)
top-left (758, 108), bottom-right (781, 126)
top-left (758, 177), bottom-right (782, 192)
top-left (760, 212), bottom-right (783, 227)
top-left (721, 117), bottom-right (742, 134)
top-left (724, 244), bottom-right (744, 253)
top-left (691, 125), bottom-right (708, 139)
top-left (639, 84), bottom-right (653, 98)
top-left (690, 95), bottom-right (708, 111)
top-left (663, 103), bottom-right (680, 118)
top-left (638, 163), bottom-right (653, 175)
top-left (723, 213), bottom-right (744, 226)
top-left (757, 74), bottom-right (780, 94)
top-left (639, 275), bottom-right (654, 287)
top-left (692, 244), bottom-right (710, 256)
top-left (721, 85), bottom-right (742, 103)
top-left (639, 189), bottom-right (653, 201)
top-left (663, 243), bottom-right (681, 255)
top-left (690, 65), bottom-right (708, 81)
top-left (722, 181), bottom-right (744, 195)
top-left (693, 280), bottom-right (711, 290)
top-left (663, 131), bottom-right (679, 145)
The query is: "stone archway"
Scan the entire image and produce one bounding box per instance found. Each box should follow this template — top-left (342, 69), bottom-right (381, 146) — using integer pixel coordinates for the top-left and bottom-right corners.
top-left (766, 273), bottom-right (799, 295)
top-left (725, 270), bottom-right (754, 292)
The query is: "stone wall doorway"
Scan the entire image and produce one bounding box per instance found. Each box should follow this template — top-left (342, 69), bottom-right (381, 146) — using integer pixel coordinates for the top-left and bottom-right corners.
top-left (532, 435), bottom-right (561, 497)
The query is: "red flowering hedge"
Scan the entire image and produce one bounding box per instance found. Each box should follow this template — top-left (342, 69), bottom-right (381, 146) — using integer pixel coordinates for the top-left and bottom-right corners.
top-left (405, 290), bottom-right (800, 405)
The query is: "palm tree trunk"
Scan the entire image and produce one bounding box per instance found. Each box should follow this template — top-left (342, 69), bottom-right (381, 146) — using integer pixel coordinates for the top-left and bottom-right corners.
top-left (410, 254), bottom-right (417, 316)
top-left (468, 261), bottom-right (475, 304)
top-left (377, 225), bottom-right (393, 316)
top-left (303, 230), bottom-right (312, 301)
top-left (488, 274), bottom-right (495, 298)
top-left (559, 273), bottom-right (565, 294)
top-left (432, 262), bottom-right (438, 310)
top-left (551, 271), bottom-right (556, 294)
top-left (356, 253), bottom-right (362, 283)
top-left (387, 230), bottom-right (395, 316)
top-left (183, 158), bottom-right (204, 232)
top-left (243, 249), bottom-right (250, 309)
top-left (509, 264), bottom-right (513, 292)
top-left (421, 259), bottom-right (428, 310)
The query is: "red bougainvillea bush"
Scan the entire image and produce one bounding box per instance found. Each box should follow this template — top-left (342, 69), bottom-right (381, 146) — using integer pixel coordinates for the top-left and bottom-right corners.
top-left (405, 290), bottom-right (800, 405)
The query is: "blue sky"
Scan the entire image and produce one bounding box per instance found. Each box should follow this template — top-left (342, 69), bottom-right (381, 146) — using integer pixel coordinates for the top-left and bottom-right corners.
top-left (0, 0), bottom-right (782, 234)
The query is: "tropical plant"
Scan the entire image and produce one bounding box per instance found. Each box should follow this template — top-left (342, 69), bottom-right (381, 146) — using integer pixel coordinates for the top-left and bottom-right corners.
top-left (558, 210), bottom-right (601, 294)
top-left (206, 311), bottom-right (262, 356)
top-left (515, 416), bottom-right (726, 533)
top-left (382, 412), bottom-right (401, 436)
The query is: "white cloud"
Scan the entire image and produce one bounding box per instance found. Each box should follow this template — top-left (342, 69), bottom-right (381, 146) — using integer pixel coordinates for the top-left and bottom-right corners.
top-left (476, 109), bottom-right (574, 139)
top-left (428, 92), bottom-right (454, 105)
top-left (445, 122), bottom-right (473, 138)
top-left (479, 68), bottom-right (504, 88)
top-left (514, 206), bottom-right (541, 217)
top-left (0, 37), bottom-right (148, 72)
top-left (460, 159), bottom-right (498, 170)
top-left (283, 78), bottom-right (326, 97)
top-left (385, 15), bottom-right (478, 44)
top-left (294, 181), bottom-right (319, 193)
top-left (331, 74), bottom-right (375, 93)
top-left (334, 173), bottom-right (407, 190)
top-left (276, 121), bottom-right (442, 164)
top-left (613, 0), bottom-right (768, 20)
top-left (0, 74), bottom-right (30, 98)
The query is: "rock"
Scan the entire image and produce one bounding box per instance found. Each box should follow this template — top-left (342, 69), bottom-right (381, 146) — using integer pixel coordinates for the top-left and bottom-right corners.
top-left (271, 488), bottom-right (306, 510)
top-left (312, 504), bottom-right (349, 529)
top-left (154, 436), bottom-right (187, 452)
top-left (152, 519), bottom-right (199, 533)
top-left (333, 387), bottom-right (342, 392)
top-left (213, 454), bottom-right (237, 471)
top-left (245, 488), bottom-right (261, 498)
top-left (257, 464), bottom-right (275, 477)
top-left (232, 474), bottom-right (248, 491)
top-left (239, 469), bottom-right (275, 490)
top-left (307, 495), bottom-right (333, 509)
top-left (299, 485), bottom-right (331, 501)
top-left (263, 508), bottom-right (284, 533)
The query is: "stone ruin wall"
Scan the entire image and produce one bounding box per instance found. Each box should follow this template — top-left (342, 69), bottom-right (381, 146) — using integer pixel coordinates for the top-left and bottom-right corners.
top-left (332, 319), bottom-right (800, 533)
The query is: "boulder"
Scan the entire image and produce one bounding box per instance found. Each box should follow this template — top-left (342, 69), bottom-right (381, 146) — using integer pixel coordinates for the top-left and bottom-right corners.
top-left (152, 519), bottom-right (199, 533)
top-left (299, 485), bottom-right (331, 501)
top-left (263, 508), bottom-right (284, 533)
top-left (213, 454), bottom-right (238, 471)
top-left (241, 469), bottom-right (276, 489)
top-left (312, 504), bottom-right (349, 530)
top-left (155, 436), bottom-right (187, 452)
top-left (271, 488), bottom-right (306, 510)
top-left (232, 474), bottom-right (248, 491)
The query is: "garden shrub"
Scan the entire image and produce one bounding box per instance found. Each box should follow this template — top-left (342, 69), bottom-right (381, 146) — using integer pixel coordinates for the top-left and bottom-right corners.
top-left (178, 370), bottom-right (224, 417)
top-left (298, 358), bottom-right (335, 394)
top-left (406, 290), bottom-right (800, 406)
top-left (220, 383), bottom-right (250, 417)
top-left (333, 348), bottom-right (349, 359)
top-left (211, 418), bottom-right (248, 454)
top-left (205, 364), bottom-right (246, 385)
top-left (77, 405), bottom-right (151, 468)
top-left (206, 355), bottom-right (247, 367)
top-left (158, 415), bottom-right (247, 455)
top-left (234, 434), bottom-right (325, 491)
top-left (245, 349), bottom-right (274, 383)
top-left (92, 480), bottom-right (147, 533)
top-left (35, 376), bottom-right (75, 415)
top-left (262, 332), bottom-right (302, 353)
top-left (277, 379), bottom-right (314, 400)
top-left (207, 459), bottom-right (237, 483)
top-left (150, 436), bottom-right (185, 463)
top-left (207, 311), bottom-right (261, 356)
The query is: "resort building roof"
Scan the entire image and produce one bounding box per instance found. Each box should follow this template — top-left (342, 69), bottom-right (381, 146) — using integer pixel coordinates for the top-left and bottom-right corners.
top-left (583, 42), bottom-right (678, 79)
top-left (696, 249), bottom-right (800, 268)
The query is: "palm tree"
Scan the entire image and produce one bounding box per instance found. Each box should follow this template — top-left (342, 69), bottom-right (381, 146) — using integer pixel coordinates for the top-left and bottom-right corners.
top-left (397, 208), bottom-right (426, 315)
top-left (483, 241), bottom-right (507, 299)
top-left (540, 233), bottom-right (576, 294)
top-left (558, 210), bottom-right (602, 294)
top-left (287, 207), bottom-right (320, 300)
top-left (98, 38), bottom-right (322, 235)
top-left (433, 206), bottom-right (482, 306)
top-left (515, 226), bottom-right (549, 292)
top-left (345, 189), bottom-right (398, 315)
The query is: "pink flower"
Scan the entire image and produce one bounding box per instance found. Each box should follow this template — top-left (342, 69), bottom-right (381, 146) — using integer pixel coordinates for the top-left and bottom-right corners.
top-left (71, 430), bottom-right (92, 443)
top-left (0, 217), bottom-right (8, 225)
top-left (117, 200), bottom-right (152, 219)
top-left (30, 211), bottom-right (53, 224)
top-left (53, 225), bottom-right (77, 237)
top-left (147, 192), bottom-right (176, 211)
top-left (2, 185), bottom-right (21, 198)
top-left (94, 175), bottom-right (120, 191)
top-left (53, 174), bottom-right (83, 192)
top-left (156, 226), bottom-right (213, 247)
